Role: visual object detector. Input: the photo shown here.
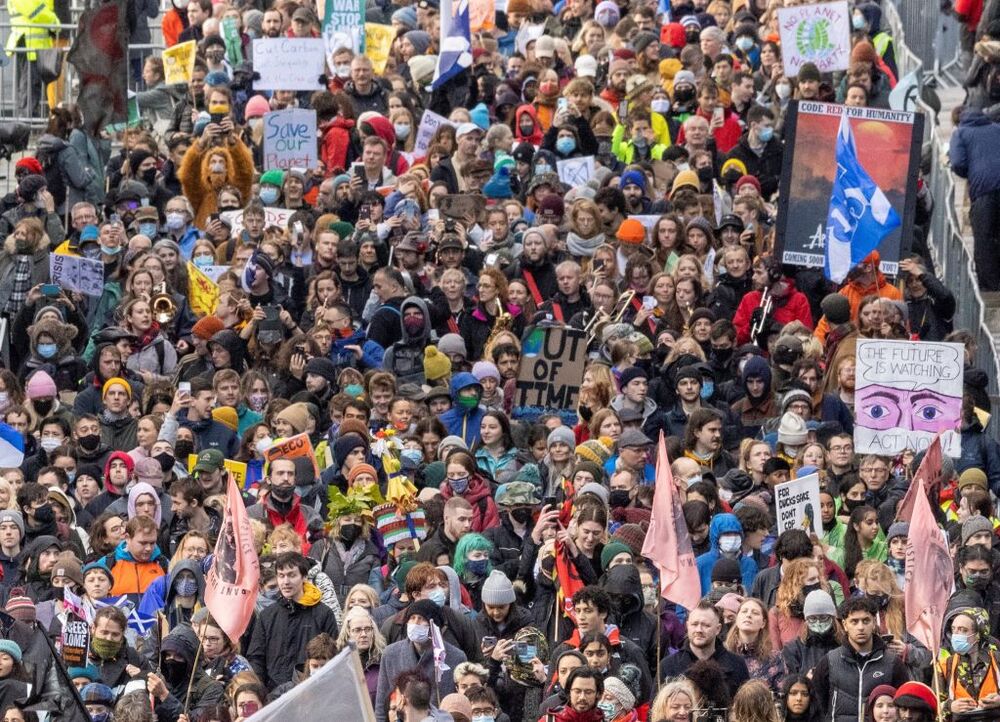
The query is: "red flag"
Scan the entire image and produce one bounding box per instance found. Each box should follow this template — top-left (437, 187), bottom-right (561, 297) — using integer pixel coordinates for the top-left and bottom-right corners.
top-left (205, 474), bottom-right (260, 642)
top-left (904, 478), bottom-right (952, 651)
top-left (66, 0), bottom-right (129, 135)
top-left (642, 434), bottom-right (701, 611)
top-left (895, 434), bottom-right (942, 523)
top-left (554, 540), bottom-right (585, 620)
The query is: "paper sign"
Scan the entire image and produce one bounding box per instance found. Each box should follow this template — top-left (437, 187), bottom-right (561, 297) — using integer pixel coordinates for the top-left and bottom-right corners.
top-left (470, 0), bottom-right (495, 31)
top-left (512, 326), bottom-right (587, 425)
top-left (319, 0), bottom-right (366, 63)
top-left (263, 433), bottom-right (319, 476)
top-left (163, 41), bottom-right (196, 85)
top-left (439, 194), bottom-right (485, 220)
top-left (263, 108), bottom-right (317, 171)
top-left (252, 38), bottom-right (326, 90)
top-left (777, 1), bottom-right (851, 77)
top-left (186, 454), bottom-right (249, 489)
top-left (222, 17), bottom-right (244, 66)
top-left (515, 22), bottom-right (544, 55)
top-left (557, 156), bottom-right (595, 186)
top-left (854, 339), bottom-right (963, 457)
top-left (889, 69), bottom-right (921, 112)
top-left (414, 110), bottom-right (455, 157)
top-left (364, 23), bottom-right (394, 74)
top-left (774, 473), bottom-right (821, 537)
top-left (61, 619), bottom-right (90, 666)
top-left (220, 207), bottom-right (294, 238)
top-left (49, 253), bottom-right (104, 296)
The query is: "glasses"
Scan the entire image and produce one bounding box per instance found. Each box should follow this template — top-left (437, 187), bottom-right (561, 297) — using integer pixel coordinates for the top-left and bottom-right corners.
top-left (829, 445), bottom-right (852, 452)
top-left (349, 626), bottom-right (374, 635)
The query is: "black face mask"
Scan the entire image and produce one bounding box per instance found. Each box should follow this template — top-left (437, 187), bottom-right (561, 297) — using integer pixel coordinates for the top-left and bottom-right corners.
top-left (33, 400), bottom-right (54, 417)
top-left (141, 168), bottom-right (157, 186)
top-left (78, 433), bottom-right (101, 452)
top-left (608, 490), bottom-right (630, 509)
top-left (160, 658), bottom-right (187, 686)
top-left (712, 347), bottom-right (734, 367)
top-left (866, 592), bottom-right (890, 609)
top-left (154, 452), bottom-right (175, 473)
top-left (511, 508), bottom-right (534, 525)
top-left (173, 440), bottom-right (195, 461)
top-left (340, 523), bottom-right (361, 545)
top-left (33, 504), bottom-right (54, 524)
top-left (697, 166), bottom-right (714, 184)
top-left (270, 485), bottom-right (295, 502)
top-left (674, 86), bottom-right (696, 104)
top-left (578, 404), bottom-right (594, 423)
top-left (843, 497), bottom-right (866, 512)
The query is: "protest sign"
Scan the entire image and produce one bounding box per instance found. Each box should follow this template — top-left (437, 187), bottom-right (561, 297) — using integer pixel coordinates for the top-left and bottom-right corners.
top-left (252, 39), bottom-right (326, 90)
top-left (512, 326), bottom-right (587, 425)
top-left (557, 156), bottom-right (595, 186)
top-left (364, 23), bottom-right (394, 74)
top-left (777, 1), bottom-right (851, 77)
top-left (774, 473), bottom-right (821, 537)
top-left (222, 17), bottom-right (244, 66)
top-left (515, 22), bottom-right (544, 55)
top-left (49, 253), bottom-right (104, 296)
top-left (163, 41), bottom-right (196, 85)
top-left (890, 69), bottom-right (921, 112)
top-left (187, 261), bottom-right (220, 317)
top-left (186, 455), bottom-right (249, 489)
top-left (470, 0), bottom-right (495, 31)
top-left (414, 110), bottom-right (454, 157)
top-left (854, 339), bottom-right (963, 457)
top-left (439, 194), bottom-right (486, 220)
top-left (319, 0), bottom-right (365, 62)
top-left (263, 433), bottom-right (319, 475)
top-left (263, 109), bottom-right (317, 171)
top-left (221, 207), bottom-right (294, 237)
top-left (775, 101), bottom-right (923, 276)
top-left (61, 619), bottom-right (90, 665)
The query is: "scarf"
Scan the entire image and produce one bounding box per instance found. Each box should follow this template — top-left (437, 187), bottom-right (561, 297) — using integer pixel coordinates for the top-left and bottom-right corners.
top-left (266, 497), bottom-right (311, 553)
top-left (135, 320), bottom-right (162, 350)
top-left (566, 232), bottom-right (606, 258)
top-left (4, 255), bottom-right (31, 316)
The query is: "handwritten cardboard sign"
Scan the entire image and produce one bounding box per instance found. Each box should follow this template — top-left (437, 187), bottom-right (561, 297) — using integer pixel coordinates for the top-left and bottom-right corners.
top-left (252, 38), bottom-right (326, 90)
top-left (263, 108), bottom-right (317, 171)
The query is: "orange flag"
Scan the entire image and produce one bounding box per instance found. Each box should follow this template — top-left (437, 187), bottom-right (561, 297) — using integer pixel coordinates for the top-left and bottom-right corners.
top-left (205, 474), bottom-right (260, 642)
top-left (903, 478), bottom-right (952, 651)
top-left (642, 434), bottom-right (701, 611)
top-left (895, 434), bottom-right (942, 523)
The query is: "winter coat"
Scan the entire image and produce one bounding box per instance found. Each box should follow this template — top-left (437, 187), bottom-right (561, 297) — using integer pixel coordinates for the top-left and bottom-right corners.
top-left (439, 373), bottom-right (487, 447)
top-left (906, 273), bottom-right (956, 341)
top-left (35, 133), bottom-right (95, 214)
top-left (309, 535), bottom-right (382, 602)
top-left (345, 80), bottom-right (390, 115)
top-left (366, 296), bottom-right (405, 350)
top-left (782, 631), bottom-right (840, 678)
top-left (733, 282), bottom-right (814, 345)
top-left (659, 638), bottom-right (750, 696)
top-left (956, 416), bottom-right (1000, 496)
top-left (383, 296), bottom-right (434, 386)
top-left (374, 638), bottom-right (466, 722)
top-left (602, 564), bottom-right (658, 670)
top-left (246, 582), bottom-right (340, 690)
top-left (89, 638), bottom-right (151, 687)
top-left (154, 625), bottom-right (225, 722)
top-left (0, 230), bottom-right (51, 314)
top-left (0, 205), bottom-right (63, 249)
top-left (103, 539), bottom-right (169, 600)
top-left (177, 409), bottom-right (239, 458)
top-left (439, 474), bottom-right (501, 533)
top-left (950, 109), bottom-right (1000, 201)
top-left (319, 116), bottom-right (355, 174)
top-left (100, 414), bottom-right (139, 452)
top-left (695, 513), bottom-right (759, 595)
top-left (476, 605), bottom-right (537, 722)
top-left (811, 638), bottom-right (910, 722)
top-left (725, 133), bottom-right (784, 199)
top-left (126, 334), bottom-right (178, 380)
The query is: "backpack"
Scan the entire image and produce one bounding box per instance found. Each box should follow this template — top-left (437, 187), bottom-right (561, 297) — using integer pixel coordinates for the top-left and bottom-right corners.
top-left (37, 145), bottom-right (67, 210)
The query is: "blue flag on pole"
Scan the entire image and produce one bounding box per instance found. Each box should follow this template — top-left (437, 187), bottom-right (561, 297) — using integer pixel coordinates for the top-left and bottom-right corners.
top-left (432, 0), bottom-right (471, 90)
top-left (824, 111), bottom-right (901, 283)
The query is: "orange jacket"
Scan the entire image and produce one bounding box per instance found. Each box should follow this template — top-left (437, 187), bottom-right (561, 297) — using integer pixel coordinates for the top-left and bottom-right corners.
top-left (939, 649), bottom-right (1000, 703)
top-left (104, 543), bottom-right (167, 596)
top-left (162, 9), bottom-right (185, 48)
top-left (813, 275), bottom-right (902, 343)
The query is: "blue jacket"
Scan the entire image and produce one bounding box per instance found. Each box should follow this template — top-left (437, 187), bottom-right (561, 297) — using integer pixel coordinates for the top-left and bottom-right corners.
top-left (330, 327), bottom-right (384, 372)
top-left (177, 410), bottom-right (240, 458)
top-left (695, 513), bottom-right (758, 595)
top-left (438, 372), bottom-right (485, 446)
top-left (949, 109), bottom-right (1000, 201)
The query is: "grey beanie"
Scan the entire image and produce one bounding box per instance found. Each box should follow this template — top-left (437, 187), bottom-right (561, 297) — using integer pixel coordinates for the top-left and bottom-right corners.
top-left (437, 333), bottom-right (467, 357)
top-left (803, 590), bottom-right (836, 618)
top-left (962, 515), bottom-right (994, 545)
top-left (886, 521), bottom-right (909, 543)
top-left (547, 426), bottom-right (575, 449)
top-left (781, 388), bottom-right (813, 413)
top-left (0, 510), bottom-right (24, 537)
top-left (821, 293), bottom-right (852, 325)
top-left (480, 569), bottom-right (516, 605)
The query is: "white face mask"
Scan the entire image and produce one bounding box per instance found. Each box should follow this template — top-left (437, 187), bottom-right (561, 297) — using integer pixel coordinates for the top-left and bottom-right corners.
top-left (406, 622), bottom-right (429, 643)
top-left (719, 535), bottom-right (742, 554)
top-left (776, 83), bottom-right (792, 100)
top-left (255, 437), bottom-right (273, 454)
top-left (40, 437), bottom-right (61, 452)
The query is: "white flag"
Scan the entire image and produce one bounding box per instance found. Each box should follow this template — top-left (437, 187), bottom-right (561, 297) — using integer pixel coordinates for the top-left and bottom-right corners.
top-left (430, 621), bottom-right (449, 684)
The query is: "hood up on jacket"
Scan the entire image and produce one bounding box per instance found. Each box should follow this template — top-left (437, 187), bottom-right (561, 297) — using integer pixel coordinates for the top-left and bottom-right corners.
top-left (741, 356), bottom-right (772, 401)
top-left (127, 482), bottom-right (163, 526)
top-left (450, 372), bottom-right (482, 403)
top-left (602, 563), bottom-right (644, 619)
top-left (164, 558), bottom-right (206, 608)
top-left (399, 295), bottom-right (432, 343)
top-left (103, 451), bottom-right (135, 493)
top-left (708, 513), bottom-right (743, 552)
top-left (207, 329), bottom-right (248, 372)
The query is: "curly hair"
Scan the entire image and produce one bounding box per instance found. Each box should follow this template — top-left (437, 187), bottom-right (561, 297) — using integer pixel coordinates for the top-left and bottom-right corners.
top-left (776, 558), bottom-right (825, 617)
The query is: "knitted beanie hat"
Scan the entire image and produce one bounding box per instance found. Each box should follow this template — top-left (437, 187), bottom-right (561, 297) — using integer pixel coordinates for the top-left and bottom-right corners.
top-left (424, 347), bottom-right (453, 381)
top-left (576, 438), bottom-right (613, 466)
top-left (612, 523), bottom-right (647, 557)
top-left (480, 569), bottom-right (516, 605)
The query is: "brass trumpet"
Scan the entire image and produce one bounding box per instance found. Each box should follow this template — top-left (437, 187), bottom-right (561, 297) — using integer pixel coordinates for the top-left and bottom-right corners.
top-left (151, 283), bottom-right (177, 325)
top-left (585, 290), bottom-right (636, 346)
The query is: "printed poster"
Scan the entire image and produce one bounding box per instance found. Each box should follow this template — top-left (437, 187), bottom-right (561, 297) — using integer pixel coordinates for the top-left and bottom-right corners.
top-left (777, 1), bottom-right (851, 77)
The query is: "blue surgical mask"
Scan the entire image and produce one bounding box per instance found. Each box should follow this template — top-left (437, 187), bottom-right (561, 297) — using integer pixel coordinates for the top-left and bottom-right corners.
top-left (466, 558), bottom-right (489, 577)
top-left (535, 163), bottom-right (552, 175)
top-left (406, 622), bottom-right (430, 643)
top-left (952, 632), bottom-right (974, 654)
top-left (427, 588), bottom-right (447, 606)
top-left (852, 13), bottom-right (866, 29)
top-left (100, 245), bottom-right (122, 256)
top-left (700, 380), bottom-right (714, 400)
top-left (472, 717), bottom-right (495, 722)
top-left (65, 469), bottom-right (76, 484)
top-left (259, 187), bottom-right (280, 205)
top-left (556, 137), bottom-right (576, 155)
top-left (394, 123), bottom-right (411, 140)
top-left (758, 126), bottom-right (774, 143)
top-left (736, 36), bottom-right (754, 51)
top-left (401, 448), bottom-right (423, 466)
top-left (517, 643), bottom-right (537, 663)
top-left (597, 701), bottom-right (618, 721)
top-left (37, 343), bottom-right (58, 359)
top-left (193, 255), bottom-right (213, 269)
top-left (138, 222), bottom-right (158, 238)
top-left (344, 383), bottom-right (364, 397)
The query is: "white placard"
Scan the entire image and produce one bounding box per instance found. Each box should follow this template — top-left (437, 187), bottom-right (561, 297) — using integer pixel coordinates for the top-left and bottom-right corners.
top-left (414, 110), bottom-right (455, 158)
top-left (252, 38), bottom-right (327, 90)
top-left (776, 1), bottom-right (851, 77)
top-left (557, 155), bottom-right (595, 186)
top-left (220, 207), bottom-right (295, 238)
top-left (775, 473), bottom-right (821, 538)
top-left (49, 253), bottom-right (104, 296)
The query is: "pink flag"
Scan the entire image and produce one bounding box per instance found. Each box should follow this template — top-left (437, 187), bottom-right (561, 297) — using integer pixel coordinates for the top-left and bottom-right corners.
top-left (896, 434), bottom-right (943, 523)
top-left (205, 474), bottom-right (260, 642)
top-left (904, 478), bottom-right (952, 651)
top-left (641, 434), bottom-right (701, 611)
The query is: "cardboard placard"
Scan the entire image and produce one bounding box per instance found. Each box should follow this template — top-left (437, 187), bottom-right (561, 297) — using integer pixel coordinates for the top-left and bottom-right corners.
top-left (775, 473), bottom-right (821, 538)
top-left (220, 207), bottom-right (294, 237)
top-left (61, 618), bottom-right (90, 665)
top-left (557, 156), bottom-right (595, 186)
top-left (252, 38), bottom-right (326, 91)
top-left (512, 326), bottom-right (587, 425)
top-left (439, 194), bottom-right (485, 221)
top-left (413, 110), bottom-right (454, 157)
top-left (163, 41), bottom-right (196, 85)
top-left (49, 253), bottom-right (104, 296)
top-left (854, 339), bottom-right (963, 457)
top-left (262, 432), bottom-right (319, 475)
top-left (319, 0), bottom-right (365, 63)
top-left (187, 455), bottom-right (250, 488)
top-left (363, 23), bottom-right (394, 74)
top-left (263, 108), bottom-right (318, 171)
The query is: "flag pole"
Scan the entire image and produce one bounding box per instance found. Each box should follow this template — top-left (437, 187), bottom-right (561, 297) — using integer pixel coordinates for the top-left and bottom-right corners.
top-left (931, 645), bottom-right (945, 722)
top-left (182, 628), bottom-right (206, 715)
top-left (655, 593), bottom-right (662, 691)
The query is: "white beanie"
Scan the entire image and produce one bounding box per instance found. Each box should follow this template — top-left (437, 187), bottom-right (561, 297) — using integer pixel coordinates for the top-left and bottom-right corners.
top-left (777, 411), bottom-right (808, 446)
top-left (603, 677), bottom-right (636, 711)
top-left (480, 570), bottom-right (516, 605)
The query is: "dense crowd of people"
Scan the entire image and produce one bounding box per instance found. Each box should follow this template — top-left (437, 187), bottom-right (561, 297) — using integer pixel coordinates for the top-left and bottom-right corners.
top-left (0, 0), bottom-right (993, 720)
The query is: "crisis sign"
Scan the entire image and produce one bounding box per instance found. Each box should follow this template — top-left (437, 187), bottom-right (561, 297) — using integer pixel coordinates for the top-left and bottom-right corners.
top-left (262, 432), bottom-right (319, 475)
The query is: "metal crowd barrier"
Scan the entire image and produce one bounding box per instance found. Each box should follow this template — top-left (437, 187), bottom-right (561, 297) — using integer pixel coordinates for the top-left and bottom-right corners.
top-left (884, 0), bottom-right (1000, 408)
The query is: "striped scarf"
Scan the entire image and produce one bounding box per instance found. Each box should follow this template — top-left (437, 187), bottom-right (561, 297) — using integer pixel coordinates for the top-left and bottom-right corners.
top-left (3, 255), bottom-right (31, 316)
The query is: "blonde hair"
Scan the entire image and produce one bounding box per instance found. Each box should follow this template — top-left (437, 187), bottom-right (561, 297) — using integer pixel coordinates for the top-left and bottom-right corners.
top-left (335, 605), bottom-right (386, 661)
top-left (649, 679), bottom-right (699, 722)
top-left (730, 679), bottom-right (781, 722)
top-left (854, 560), bottom-right (905, 638)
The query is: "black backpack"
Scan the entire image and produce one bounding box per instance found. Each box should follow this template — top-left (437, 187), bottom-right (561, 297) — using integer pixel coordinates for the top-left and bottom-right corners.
top-left (37, 145), bottom-right (67, 210)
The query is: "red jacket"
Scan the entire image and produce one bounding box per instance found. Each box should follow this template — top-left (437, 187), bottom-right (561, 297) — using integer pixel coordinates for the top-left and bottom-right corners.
top-left (439, 475), bottom-right (500, 532)
top-left (319, 117), bottom-right (354, 175)
top-left (733, 281), bottom-right (814, 345)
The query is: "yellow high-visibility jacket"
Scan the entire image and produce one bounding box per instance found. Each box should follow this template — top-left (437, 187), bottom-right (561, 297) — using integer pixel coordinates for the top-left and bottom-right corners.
top-left (6, 0), bottom-right (58, 60)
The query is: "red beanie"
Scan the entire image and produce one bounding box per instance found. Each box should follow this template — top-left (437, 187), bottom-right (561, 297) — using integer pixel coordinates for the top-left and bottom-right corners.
top-left (893, 682), bottom-right (936, 715)
top-left (15, 158), bottom-right (43, 175)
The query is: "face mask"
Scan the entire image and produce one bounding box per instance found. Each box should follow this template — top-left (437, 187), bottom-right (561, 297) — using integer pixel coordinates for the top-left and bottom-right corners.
top-left (100, 245), bottom-right (122, 256)
top-left (259, 187), bottom-right (280, 205)
top-left (193, 255), bottom-right (213, 269)
top-left (697, 166), bottom-right (714, 183)
top-left (776, 83), bottom-right (792, 100)
top-left (255, 437), bottom-right (273, 455)
top-left (466, 558), bottom-right (489, 577)
top-left (270, 484), bottom-right (295, 502)
top-left (249, 394), bottom-right (269, 412)
top-left (138, 222), bottom-right (158, 238)
top-left (40, 437), bottom-right (61, 453)
top-left (340, 523), bottom-right (361, 545)
top-left (401, 448), bottom-right (423, 467)
top-left (643, 586), bottom-right (658, 607)
top-left (66, 470), bottom-right (76, 484)
top-left (335, 63), bottom-right (351, 78)
top-left (91, 637), bottom-right (122, 660)
top-left (758, 126), bottom-right (774, 143)
top-left (700, 381), bottom-right (715, 400)
top-left (852, 13), bottom-right (866, 29)
top-left (651, 98), bottom-right (671, 115)
top-left (78, 433), bottom-right (101, 452)
top-left (952, 632), bottom-right (975, 654)
top-left (539, 81), bottom-right (558, 95)
top-left (33, 399), bottom-right (53, 417)
top-left (520, 122), bottom-right (535, 137)
top-left (511, 508), bottom-right (534, 524)
top-left (472, 717), bottom-right (496, 722)
top-left (608, 489), bottom-right (630, 509)
top-left (344, 384), bottom-right (364, 397)
top-left (517, 644), bottom-right (537, 663)
top-left (556, 137), bottom-right (576, 154)
top-left (34, 504), bottom-right (54, 524)
top-left (534, 164), bottom-right (552, 177)
top-left (674, 86), bottom-right (695, 104)
top-left (403, 316), bottom-right (424, 334)
top-left (843, 497), bottom-right (866, 512)
top-left (407, 622), bottom-right (430, 643)
top-left (807, 618), bottom-right (833, 635)
top-left (633, 135), bottom-right (649, 150)
top-left (394, 124), bottom-right (411, 140)
top-left (719, 535), bottom-right (742, 554)
top-left (966, 572), bottom-right (992, 590)
top-left (802, 582), bottom-right (821, 597)
top-left (427, 587), bottom-right (447, 606)
top-left (37, 343), bottom-right (58, 359)
top-left (449, 476), bottom-right (470, 494)
top-left (165, 212), bottom-right (186, 231)
top-left (458, 395), bottom-right (479, 410)
top-left (92, 713), bottom-right (111, 722)
top-left (866, 592), bottom-right (890, 609)
top-left (161, 658), bottom-right (187, 685)
top-left (597, 701), bottom-right (619, 721)
top-left (141, 167), bottom-right (158, 186)
top-left (730, 36), bottom-right (752, 53)
top-left (174, 577), bottom-right (198, 597)
top-left (174, 440), bottom-right (194, 461)
top-left (154, 451), bottom-right (175, 473)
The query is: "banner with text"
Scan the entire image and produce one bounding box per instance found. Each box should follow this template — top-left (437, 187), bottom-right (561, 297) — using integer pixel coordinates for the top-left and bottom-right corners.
top-left (263, 108), bottom-right (317, 171)
top-left (777, 1), bottom-right (851, 77)
top-left (775, 473), bottom-right (821, 537)
top-left (855, 339), bottom-right (963, 457)
top-left (512, 326), bottom-right (587, 425)
top-left (319, 0), bottom-right (365, 63)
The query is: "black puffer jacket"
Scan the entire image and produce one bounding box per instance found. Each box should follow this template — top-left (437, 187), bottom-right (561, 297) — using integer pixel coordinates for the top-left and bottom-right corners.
top-left (811, 637), bottom-right (910, 722)
top-left (602, 564), bottom-right (658, 671)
